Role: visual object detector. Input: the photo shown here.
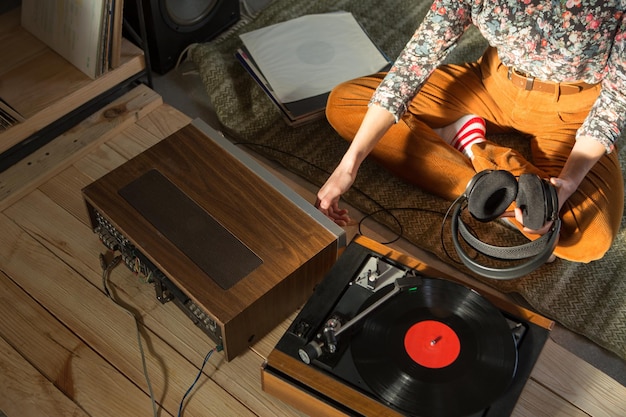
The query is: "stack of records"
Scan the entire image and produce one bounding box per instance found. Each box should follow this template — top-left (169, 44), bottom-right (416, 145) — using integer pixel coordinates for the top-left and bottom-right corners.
top-left (21, 0), bottom-right (124, 79)
top-left (236, 11), bottom-right (391, 126)
top-left (0, 97), bottom-right (24, 132)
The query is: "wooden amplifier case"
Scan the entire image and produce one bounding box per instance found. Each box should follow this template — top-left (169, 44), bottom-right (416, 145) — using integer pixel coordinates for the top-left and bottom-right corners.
top-left (82, 119), bottom-right (345, 360)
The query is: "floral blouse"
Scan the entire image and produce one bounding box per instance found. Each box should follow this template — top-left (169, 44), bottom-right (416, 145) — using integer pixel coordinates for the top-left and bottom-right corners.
top-left (371, 0), bottom-right (626, 152)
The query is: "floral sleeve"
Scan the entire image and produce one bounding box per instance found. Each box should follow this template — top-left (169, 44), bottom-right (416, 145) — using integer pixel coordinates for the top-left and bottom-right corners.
top-left (370, 0), bottom-right (475, 121)
top-left (369, 0), bottom-right (626, 152)
top-left (577, 12), bottom-right (626, 153)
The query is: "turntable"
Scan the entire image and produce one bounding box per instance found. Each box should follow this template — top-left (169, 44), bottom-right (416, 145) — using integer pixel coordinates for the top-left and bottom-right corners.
top-left (261, 235), bottom-right (553, 417)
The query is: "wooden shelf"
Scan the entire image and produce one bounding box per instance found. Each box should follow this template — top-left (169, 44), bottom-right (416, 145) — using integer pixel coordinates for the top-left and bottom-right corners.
top-left (0, 7), bottom-right (146, 155)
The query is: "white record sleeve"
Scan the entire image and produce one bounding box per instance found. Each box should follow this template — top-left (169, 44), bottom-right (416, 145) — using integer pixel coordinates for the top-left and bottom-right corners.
top-left (240, 12), bottom-right (389, 103)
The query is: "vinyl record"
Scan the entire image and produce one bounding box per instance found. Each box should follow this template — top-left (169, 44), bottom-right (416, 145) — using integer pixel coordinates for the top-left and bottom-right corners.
top-left (351, 278), bottom-right (518, 417)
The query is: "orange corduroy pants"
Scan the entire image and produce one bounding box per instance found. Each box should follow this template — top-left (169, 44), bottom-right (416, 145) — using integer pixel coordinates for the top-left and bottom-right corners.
top-left (326, 47), bottom-right (623, 262)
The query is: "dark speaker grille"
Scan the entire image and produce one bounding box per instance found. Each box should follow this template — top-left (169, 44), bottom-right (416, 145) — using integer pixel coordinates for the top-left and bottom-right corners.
top-left (163, 0), bottom-right (219, 28)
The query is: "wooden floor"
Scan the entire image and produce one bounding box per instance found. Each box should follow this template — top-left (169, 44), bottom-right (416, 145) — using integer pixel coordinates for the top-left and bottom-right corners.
top-left (0, 85), bottom-right (625, 417)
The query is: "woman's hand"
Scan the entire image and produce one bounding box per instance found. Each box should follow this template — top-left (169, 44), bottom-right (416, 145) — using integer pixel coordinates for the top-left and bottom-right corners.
top-left (315, 164), bottom-right (356, 226)
top-left (315, 171), bottom-right (354, 226)
top-left (515, 135), bottom-right (606, 234)
top-left (315, 104), bottom-right (396, 226)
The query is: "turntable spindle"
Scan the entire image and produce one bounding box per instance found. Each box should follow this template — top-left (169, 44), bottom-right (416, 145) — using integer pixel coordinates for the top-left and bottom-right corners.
top-left (430, 335), bottom-right (442, 346)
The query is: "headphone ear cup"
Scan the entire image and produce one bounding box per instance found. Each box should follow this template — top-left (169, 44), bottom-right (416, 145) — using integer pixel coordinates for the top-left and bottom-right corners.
top-left (467, 170), bottom-right (518, 222)
top-left (516, 174), bottom-right (547, 230)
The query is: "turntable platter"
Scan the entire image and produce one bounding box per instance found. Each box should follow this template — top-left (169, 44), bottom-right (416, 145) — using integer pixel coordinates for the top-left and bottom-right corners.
top-left (351, 278), bottom-right (518, 417)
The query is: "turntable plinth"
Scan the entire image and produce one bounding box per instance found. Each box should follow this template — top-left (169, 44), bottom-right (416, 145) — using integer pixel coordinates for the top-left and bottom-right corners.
top-left (264, 348), bottom-right (403, 416)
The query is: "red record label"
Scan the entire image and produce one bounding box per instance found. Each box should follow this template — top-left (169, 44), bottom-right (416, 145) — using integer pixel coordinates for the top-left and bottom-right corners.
top-left (404, 320), bottom-right (461, 368)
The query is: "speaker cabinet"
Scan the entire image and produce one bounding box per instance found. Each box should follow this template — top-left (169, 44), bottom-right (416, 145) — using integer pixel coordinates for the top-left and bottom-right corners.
top-left (124, 0), bottom-right (240, 74)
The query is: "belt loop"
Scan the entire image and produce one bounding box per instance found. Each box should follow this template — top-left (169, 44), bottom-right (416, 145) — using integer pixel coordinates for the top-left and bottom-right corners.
top-left (555, 83), bottom-right (562, 101)
top-left (524, 76), bottom-right (534, 91)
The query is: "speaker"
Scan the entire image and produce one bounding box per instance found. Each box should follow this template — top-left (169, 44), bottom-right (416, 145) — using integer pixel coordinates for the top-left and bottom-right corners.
top-left (449, 170), bottom-right (561, 280)
top-left (124, 0), bottom-right (240, 74)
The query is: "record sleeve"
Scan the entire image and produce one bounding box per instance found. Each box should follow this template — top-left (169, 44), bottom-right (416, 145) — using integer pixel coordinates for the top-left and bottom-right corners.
top-left (239, 11), bottom-right (390, 104)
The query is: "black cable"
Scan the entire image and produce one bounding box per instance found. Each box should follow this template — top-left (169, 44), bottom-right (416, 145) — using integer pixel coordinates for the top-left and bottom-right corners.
top-left (177, 345), bottom-right (223, 417)
top-left (100, 253), bottom-right (225, 416)
top-left (233, 141), bottom-right (451, 247)
top-left (232, 141), bottom-right (384, 205)
top-left (232, 142), bottom-right (405, 227)
top-left (441, 195), bottom-right (467, 266)
top-left (357, 208), bottom-right (403, 245)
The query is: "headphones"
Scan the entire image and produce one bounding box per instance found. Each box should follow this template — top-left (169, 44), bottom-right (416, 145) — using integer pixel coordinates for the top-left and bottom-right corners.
top-left (450, 170), bottom-right (561, 280)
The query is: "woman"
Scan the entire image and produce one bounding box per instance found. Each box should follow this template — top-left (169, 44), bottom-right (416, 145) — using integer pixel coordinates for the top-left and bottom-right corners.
top-left (316, 0), bottom-right (625, 263)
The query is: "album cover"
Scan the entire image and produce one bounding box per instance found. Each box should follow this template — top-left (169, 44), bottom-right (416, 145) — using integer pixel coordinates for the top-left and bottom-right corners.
top-left (237, 11), bottom-right (391, 125)
top-left (235, 47), bottom-right (326, 126)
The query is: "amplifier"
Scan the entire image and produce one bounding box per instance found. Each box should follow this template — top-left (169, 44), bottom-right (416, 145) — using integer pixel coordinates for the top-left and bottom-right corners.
top-left (82, 119), bottom-right (345, 360)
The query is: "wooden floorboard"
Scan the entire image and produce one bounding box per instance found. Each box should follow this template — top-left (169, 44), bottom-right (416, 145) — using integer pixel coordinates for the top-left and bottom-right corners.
top-left (0, 271), bottom-right (152, 416)
top-left (0, 334), bottom-right (89, 417)
top-left (514, 378), bottom-right (589, 417)
top-left (38, 165), bottom-right (95, 225)
top-left (530, 339), bottom-right (626, 417)
top-left (0, 87), bottom-right (624, 416)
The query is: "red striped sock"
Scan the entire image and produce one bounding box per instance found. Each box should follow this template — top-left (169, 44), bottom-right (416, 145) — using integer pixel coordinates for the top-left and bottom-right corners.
top-left (437, 115), bottom-right (486, 158)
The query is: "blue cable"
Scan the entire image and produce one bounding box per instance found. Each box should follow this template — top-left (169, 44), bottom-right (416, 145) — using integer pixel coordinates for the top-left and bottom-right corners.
top-left (177, 345), bottom-right (223, 416)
